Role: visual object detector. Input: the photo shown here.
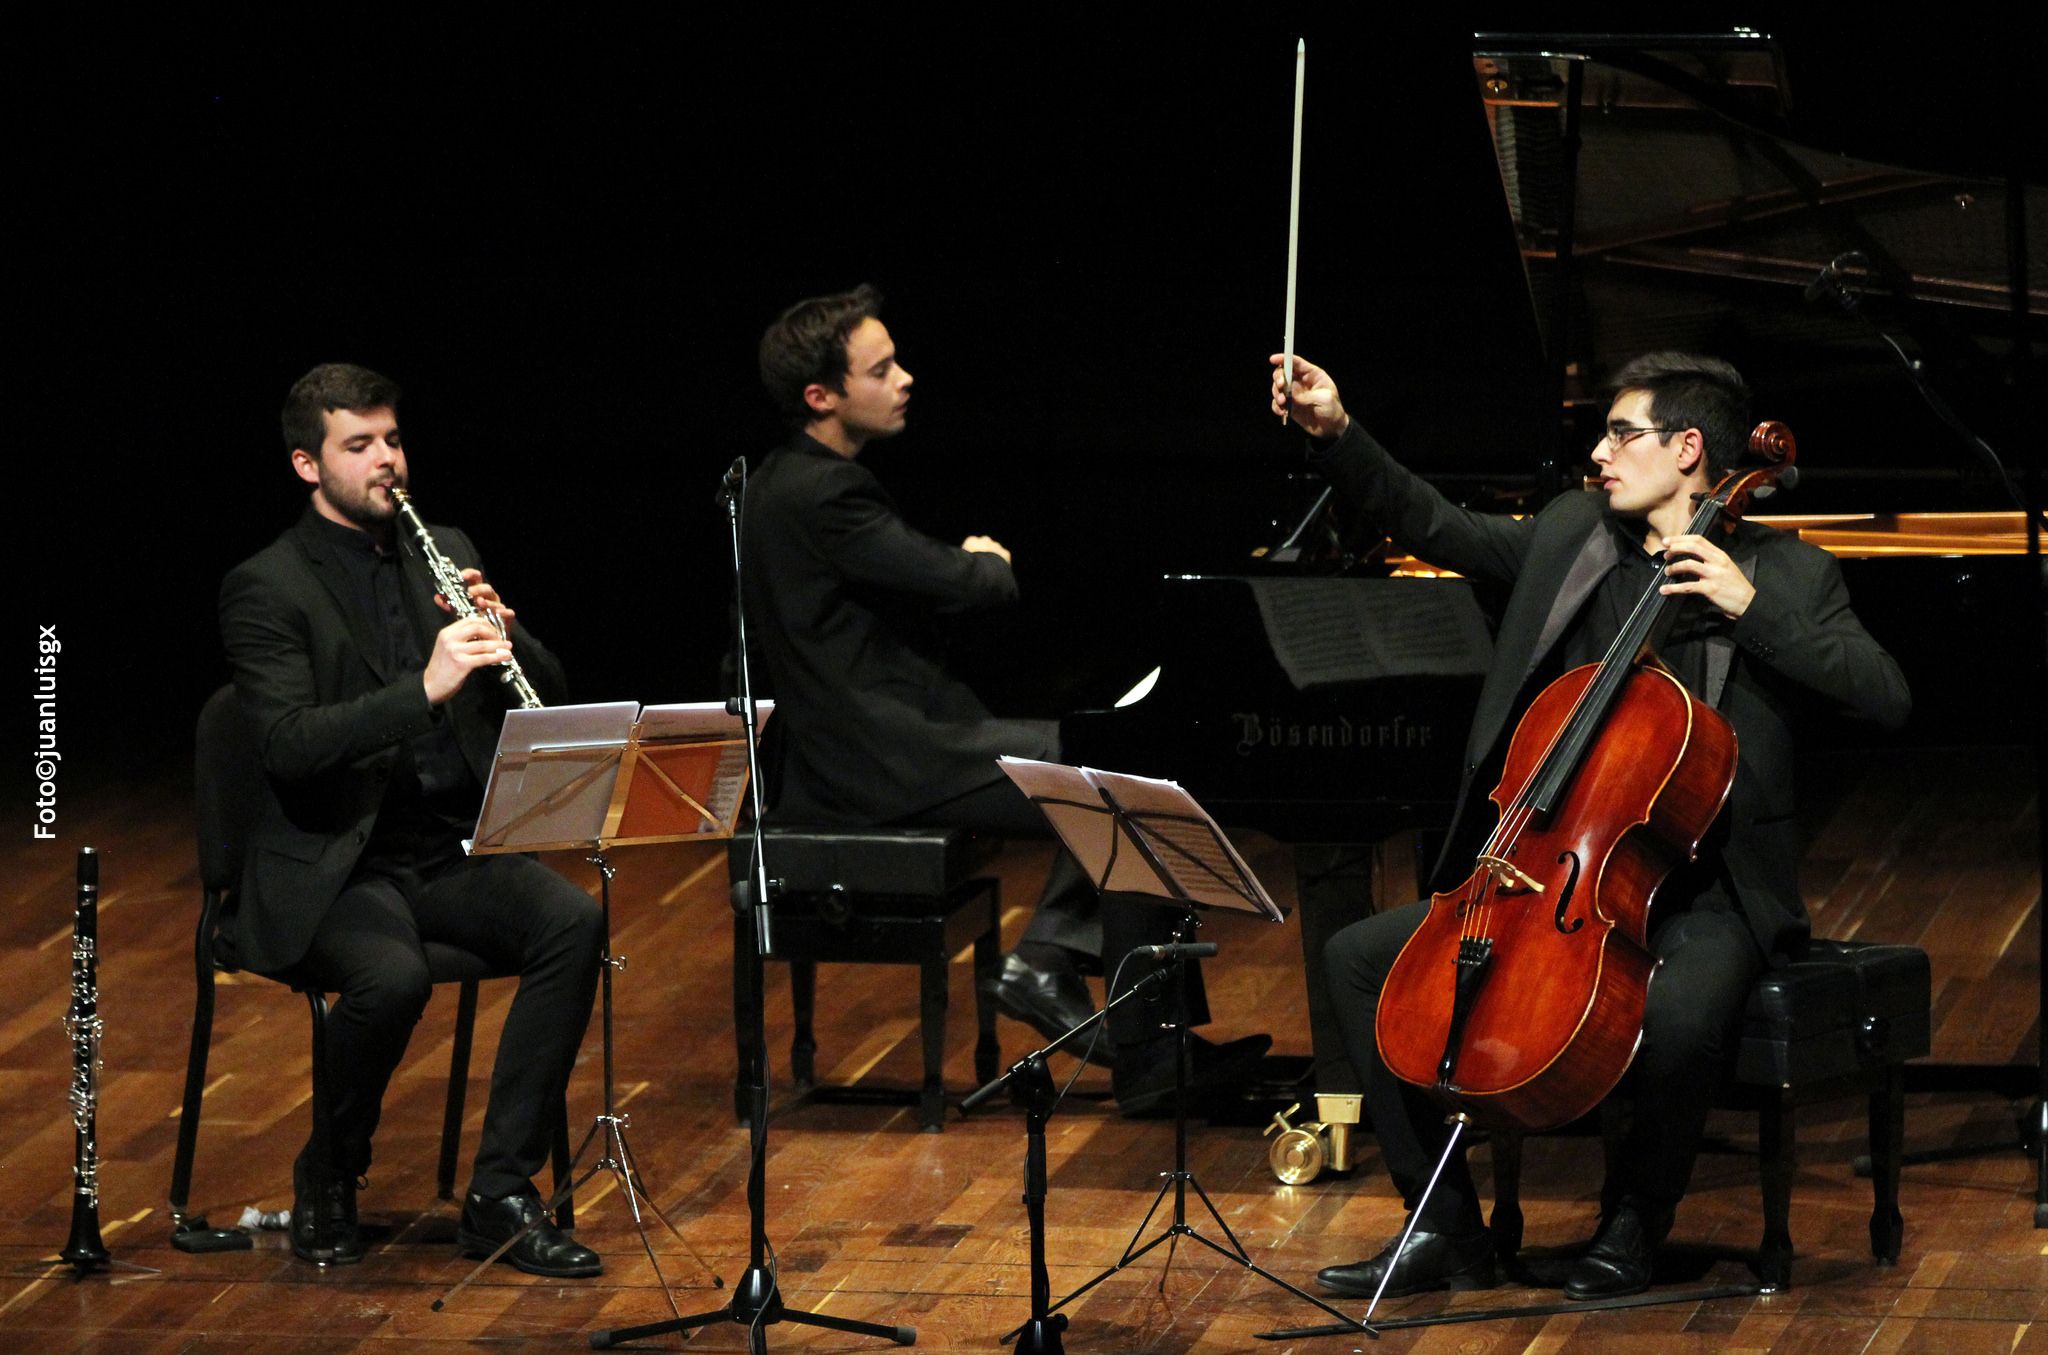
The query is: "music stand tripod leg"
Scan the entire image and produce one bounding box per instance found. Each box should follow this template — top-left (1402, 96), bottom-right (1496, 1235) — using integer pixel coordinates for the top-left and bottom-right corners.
top-left (433, 855), bottom-right (719, 1318)
top-left (1038, 917), bottom-right (1364, 1334)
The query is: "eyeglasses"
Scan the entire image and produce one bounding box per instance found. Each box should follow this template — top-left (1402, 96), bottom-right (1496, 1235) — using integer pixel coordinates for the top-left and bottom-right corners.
top-left (1598, 424), bottom-right (1680, 451)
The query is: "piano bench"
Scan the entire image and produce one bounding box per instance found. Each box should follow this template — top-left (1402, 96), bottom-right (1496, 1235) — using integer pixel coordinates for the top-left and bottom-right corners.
top-left (727, 827), bottom-right (1002, 1132)
top-left (1490, 938), bottom-right (1930, 1291)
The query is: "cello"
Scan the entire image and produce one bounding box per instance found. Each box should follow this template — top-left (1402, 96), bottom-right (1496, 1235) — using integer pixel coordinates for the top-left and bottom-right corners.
top-left (1373, 421), bottom-right (1799, 1135)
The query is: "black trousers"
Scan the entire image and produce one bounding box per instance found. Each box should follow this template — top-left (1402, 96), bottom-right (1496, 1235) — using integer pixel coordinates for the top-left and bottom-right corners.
top-left (1323, 899), bottom-right (1762, 1232)
top-left (893, 777), bottom-right (1102, 956)
top-left (293, 846), bottom-right (603, 1200)
top-left (895, 777), bottom-right (1208, 1047)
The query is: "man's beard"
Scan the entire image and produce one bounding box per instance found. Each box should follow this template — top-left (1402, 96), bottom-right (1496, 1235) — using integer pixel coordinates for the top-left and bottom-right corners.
top-left (325, 470), bottom-right (401, 531)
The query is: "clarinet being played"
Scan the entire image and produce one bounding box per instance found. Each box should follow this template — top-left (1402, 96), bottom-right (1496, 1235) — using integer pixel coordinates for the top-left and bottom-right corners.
top-left (60, 846), bottom-right (111, 1272)
top-left (388, 486), bottom-right (544, 709)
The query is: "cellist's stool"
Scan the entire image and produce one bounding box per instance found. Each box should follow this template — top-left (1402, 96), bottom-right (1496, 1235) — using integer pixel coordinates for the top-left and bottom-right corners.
top-left (1491, 938), bottom-right (1930, 1290)
top-left (727, 827), bottom-right (1002, 1131)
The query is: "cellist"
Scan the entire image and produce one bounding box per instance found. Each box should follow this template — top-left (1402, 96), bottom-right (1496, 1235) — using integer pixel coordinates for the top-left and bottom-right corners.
top-left (1269, 350), bottom-right (1911, 1301)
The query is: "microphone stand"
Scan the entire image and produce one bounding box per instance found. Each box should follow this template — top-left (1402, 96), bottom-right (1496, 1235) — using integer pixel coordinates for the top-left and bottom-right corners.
top-left (1017, 917), bottom-right (1361, 1338)
top-left (961, 956), bottom-right (1183, 1354)
top-left (1265, 485), bottom-right (1341, 567)
top-left (591, 458), bottom-right (913, 1351)
top-left (1808, 251), bottom-right (2041, 525)
top-left (1813, 246), bottom-right (2048, 1216)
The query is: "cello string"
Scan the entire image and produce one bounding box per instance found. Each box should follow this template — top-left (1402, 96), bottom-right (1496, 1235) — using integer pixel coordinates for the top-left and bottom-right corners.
top-left (1457, 486), bottom-right (1738, 921)
top-left (1401, 478), bottom-right (1763, 1133)
top-left (1491, 486), bottom-right (1731, 858)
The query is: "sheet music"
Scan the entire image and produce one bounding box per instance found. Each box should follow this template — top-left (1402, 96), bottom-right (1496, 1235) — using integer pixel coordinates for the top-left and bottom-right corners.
top-left (636, 699), bottom-right (774, 739)
top-left (613, 700), bottom-right (772, 840)
top-left (497, 701), bottom-right (641, 753)
top-left (472, 702), bottom-right (641, 851)
top-left (1248, 578), bottom-right (1492, 690)
top-left (472, 699), bottom-right (772, 851)
top-left (1084, 767), bottom-right (1279, 917)
top-left (707, 743), bottom-right (751, 823)
top-left (1125, 812), bottom-right (1263, 913)
top-left (996, 759), bottom-right (1144, 890)
top-left (997, 757), bottom-right (1281, 920)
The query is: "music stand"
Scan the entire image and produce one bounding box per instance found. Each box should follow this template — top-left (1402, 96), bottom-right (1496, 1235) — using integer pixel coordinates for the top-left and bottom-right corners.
top-left (993, 758), bottom-right (1360, 1336)
top-left (433, 698), bottom-right (767, 1318)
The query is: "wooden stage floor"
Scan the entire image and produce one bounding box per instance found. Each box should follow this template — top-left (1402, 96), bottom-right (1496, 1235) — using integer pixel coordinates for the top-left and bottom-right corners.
top-left (2, 751), bottom-right (2041, 1353)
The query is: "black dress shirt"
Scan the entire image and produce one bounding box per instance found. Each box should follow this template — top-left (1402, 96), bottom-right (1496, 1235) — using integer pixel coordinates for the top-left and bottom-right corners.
top-left (1528, 513), bottom-right (1740, 922)
top-left (303, 513), bottom-right (477, 863)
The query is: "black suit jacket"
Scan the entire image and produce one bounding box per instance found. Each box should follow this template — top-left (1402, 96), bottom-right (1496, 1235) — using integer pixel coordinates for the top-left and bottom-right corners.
top-left (1312, 422), bottom-right (1910, 957)
top-left (741, 434), bottom-right (1057, 824)
top-left (217, 507), bottom-right (568, 974)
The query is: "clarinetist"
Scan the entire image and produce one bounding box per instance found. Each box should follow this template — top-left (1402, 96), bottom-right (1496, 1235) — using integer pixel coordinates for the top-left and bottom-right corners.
top-left (217, 363), bottom-right (603, 1277)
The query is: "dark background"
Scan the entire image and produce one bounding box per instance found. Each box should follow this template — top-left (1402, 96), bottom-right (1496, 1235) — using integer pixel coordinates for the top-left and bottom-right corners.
top-left (19, 16), bottom-right (2038, 802)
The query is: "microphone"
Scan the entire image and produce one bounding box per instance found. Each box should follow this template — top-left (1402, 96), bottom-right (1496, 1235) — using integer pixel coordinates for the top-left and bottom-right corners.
top-left (1132, 941), bottom-right (1219, 960)
top-left (1803, 250), bottom-right (1869, 313)
top-left (716, 456), bottom-right (747, 505)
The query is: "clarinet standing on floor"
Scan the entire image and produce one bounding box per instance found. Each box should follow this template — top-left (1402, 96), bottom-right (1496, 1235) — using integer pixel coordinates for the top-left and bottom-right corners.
top-left (60, 847), bottom-right (111, 1274)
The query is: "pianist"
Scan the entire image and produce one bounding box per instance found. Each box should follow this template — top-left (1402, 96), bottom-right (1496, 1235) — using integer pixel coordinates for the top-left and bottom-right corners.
top-left (739, 285), bottom-right (1269, 1114)
top-left (1270, 348), bottom-right (1908, 1298)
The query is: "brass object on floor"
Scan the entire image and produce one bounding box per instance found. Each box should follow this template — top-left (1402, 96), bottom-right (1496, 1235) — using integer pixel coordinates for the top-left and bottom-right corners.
top-left (1264, 1103), bottom-right (1328, 1184)
top-left (1317, 1092), bottom-right (1362, 1172)
top-left (1264, 1093), bottom-right (1366, 1184)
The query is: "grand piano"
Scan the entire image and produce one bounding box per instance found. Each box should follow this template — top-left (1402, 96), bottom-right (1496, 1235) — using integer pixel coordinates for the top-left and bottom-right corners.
top-left (1063, 30), bottom-right (2043, 1114)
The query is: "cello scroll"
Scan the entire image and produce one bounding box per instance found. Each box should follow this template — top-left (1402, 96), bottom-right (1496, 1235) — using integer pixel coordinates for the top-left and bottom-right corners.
top-left (1700, 419), bottom-right (1800, 530)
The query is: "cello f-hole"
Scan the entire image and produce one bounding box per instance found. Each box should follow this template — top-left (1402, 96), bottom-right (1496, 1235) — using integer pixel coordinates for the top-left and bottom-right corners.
top-left (1552, 850), bottom-right (1584, 935)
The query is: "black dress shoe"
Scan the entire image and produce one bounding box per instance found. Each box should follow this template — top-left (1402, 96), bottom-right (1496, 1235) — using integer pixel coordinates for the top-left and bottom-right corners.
top-left (1564, 1203), bottom-right (1671, 1300)
top-left (1112, 1032), bottom-right (1272, 1118)
top-left (290, 1151), bottom-right (364, 1265)
top-left (458, 1190), bottom-right (602, 1278)
top-left (1315, 1222), bottom-right (1495, 1299)
top-left (982, 952), bottom-right (1112, 1064)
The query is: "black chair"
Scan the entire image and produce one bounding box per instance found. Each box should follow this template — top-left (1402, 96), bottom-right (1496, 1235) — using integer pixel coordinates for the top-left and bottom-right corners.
top-left (169, 685), bottom-right (572, 1258)
top-left (1491, 937), bottom-right (1931, 1290)
top-left (729, 826), bottom-right (1002, 1131)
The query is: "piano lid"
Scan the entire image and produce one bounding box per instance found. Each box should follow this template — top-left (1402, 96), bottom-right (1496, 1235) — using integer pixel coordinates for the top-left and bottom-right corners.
top-left (1466, 30), bottom-right (2045, 515)
top-left (1476, 32), bottom-right (2043, 361)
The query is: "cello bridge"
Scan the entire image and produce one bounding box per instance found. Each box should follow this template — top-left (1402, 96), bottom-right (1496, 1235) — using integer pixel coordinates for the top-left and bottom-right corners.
top-left (1475, 853), bottom-right (1544, 894)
